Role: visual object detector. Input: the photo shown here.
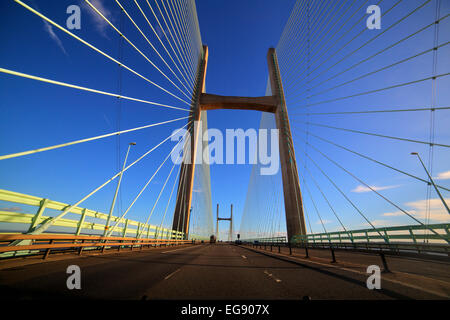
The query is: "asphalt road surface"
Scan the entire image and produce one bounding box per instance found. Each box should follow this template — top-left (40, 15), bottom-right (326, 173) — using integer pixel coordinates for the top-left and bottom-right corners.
top-left (0, 243), bottom-right (448, 300)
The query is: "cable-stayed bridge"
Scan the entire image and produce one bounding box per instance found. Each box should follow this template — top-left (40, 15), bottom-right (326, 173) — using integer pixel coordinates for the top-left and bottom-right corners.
top-left (0, 0), bottom-right (449, 300)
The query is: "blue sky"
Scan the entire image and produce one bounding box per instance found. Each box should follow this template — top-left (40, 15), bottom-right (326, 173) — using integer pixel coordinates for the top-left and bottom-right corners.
top-left (277, 0), bottom-right (450, 235)
top-left (0, 0), bottom-right (295, 237)
top-left (0, 0), bottom-right (449, 239)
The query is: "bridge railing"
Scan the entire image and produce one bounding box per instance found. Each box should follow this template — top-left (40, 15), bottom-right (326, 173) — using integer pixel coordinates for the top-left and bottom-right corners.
top-left (291, 223), bottom-right (450, 245)
top-left (0, 234), bottom-right (196, 259)
top-left (0, 189), bottom-right (187, 257)
top-left (240, 224), bottom-right (450, 259)
top-left (242, 239), bottom-right (450, 262)
top-left (240, 236), bottom-right (287, 244)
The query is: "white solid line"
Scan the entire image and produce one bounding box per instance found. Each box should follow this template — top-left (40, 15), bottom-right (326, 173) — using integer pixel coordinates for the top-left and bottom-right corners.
top-left (164, 268), bottom-right (181, 280)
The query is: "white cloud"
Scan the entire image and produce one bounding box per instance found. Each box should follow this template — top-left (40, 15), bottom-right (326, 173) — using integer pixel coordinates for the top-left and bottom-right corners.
top-left (83, 0), bottom-right (114, 37)
top-left (43, 21), bottom-right (67, 55)
top-left (382, 211), bottom-right (403, 217)
top-left (434, 170), bottom-right (450, 180)
top-left (316, 219), bottom-right (332, 225)
top-left (29, 1), bottom-right (67, 55)
top-left (361, 219), bottom-right (401, 228)
top-left (361, 219), bottom-right (395, 228)
top-left (369, 219), bottom-right (392, 227)
top-left (351, 184), bottom-right (399, 193)
top-left (381, 198), bottom-right (450, 222)
top-left (404, 198), bottom-right (450, 222)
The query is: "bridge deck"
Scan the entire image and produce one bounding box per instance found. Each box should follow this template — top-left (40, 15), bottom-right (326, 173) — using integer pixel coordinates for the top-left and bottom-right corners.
top-left (0, 244), bottom-right (448, 300)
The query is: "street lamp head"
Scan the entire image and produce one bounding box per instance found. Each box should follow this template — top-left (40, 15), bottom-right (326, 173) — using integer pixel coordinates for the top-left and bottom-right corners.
top-left (129, 142), bottom-right (137, 146)
top-left (411, 152), bottom-right (418, 155)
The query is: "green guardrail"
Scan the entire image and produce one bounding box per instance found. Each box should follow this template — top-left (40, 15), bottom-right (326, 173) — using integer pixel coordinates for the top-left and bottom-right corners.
top-left (241, 236), bottom-right (287, 243)
top-left (291, 223), bottom-right (450, 244)
top-left (0, 189), bottom-right (185, 241)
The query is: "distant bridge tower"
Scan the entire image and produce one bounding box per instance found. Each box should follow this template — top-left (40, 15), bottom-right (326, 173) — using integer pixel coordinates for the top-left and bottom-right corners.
top-left (216, 204), bottom-right (233, 242)
top-left (172, 46), bottom-right (307, 241)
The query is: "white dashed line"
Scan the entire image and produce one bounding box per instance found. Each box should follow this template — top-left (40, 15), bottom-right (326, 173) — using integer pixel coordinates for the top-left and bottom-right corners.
top-left (264, 270), bottom-right (282, 283)
top-left (161, 246), bottom-right (197, 254)
top-left (164, 268), bottom-right (181, 280)
top-left (253, 247), bottom-right (448, 298)
top-left (241, 255), bottom-right (247, 259)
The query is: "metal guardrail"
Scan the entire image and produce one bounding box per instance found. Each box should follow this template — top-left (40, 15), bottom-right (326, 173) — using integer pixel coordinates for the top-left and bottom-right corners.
top-left (295, 241), bottom-right (449, 257)
top-left (0, 189), bottom-right (208, 257)
top-left (242, 240), bottom-right (450, 261)
top-left (241, 224), bottom-right (450, 260)
top-left (291, 223), bottom-right (450, 244)
top-left (0, 189), bottom-right (184, 239)
top-left (0, 234), bottom-right (196, 259)
top-left (241, 236), bottom-right (287, 243)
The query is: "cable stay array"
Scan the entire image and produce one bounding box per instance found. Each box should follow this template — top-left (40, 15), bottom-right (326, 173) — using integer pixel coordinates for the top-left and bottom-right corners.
top-left (0, 0), bottom-right (449, 249)
top-left (240, 0), bottom-right (449, 244)
top-left (0, 0), bottom-right (211, 242)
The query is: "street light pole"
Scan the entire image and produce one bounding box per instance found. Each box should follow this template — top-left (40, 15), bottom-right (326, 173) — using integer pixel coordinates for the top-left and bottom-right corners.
top-left (411, 152), bottom-right (450, 215)
top-left (104, 142), bottom-right (136, 236)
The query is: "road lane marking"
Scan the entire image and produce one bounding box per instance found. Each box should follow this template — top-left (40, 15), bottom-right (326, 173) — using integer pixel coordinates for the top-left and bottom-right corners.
top-left (264, 270), bottom-right (282, 283)
top-left (249, 246), bottom-right (448, 298)
top-left (164, 268), bottom-right (181, 280)
top-left (241, 255), bottom-right (247, 259)
top-left (161, 245), bottom-right (199, 254)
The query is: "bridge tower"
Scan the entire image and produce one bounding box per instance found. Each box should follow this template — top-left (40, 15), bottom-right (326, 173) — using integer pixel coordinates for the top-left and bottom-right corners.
top-left (171, 46), bottom-right (208, 238)
top-left (172, 46), bottom-right (306, 241)
top-left (216, 204), bottom-right (233, 242)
